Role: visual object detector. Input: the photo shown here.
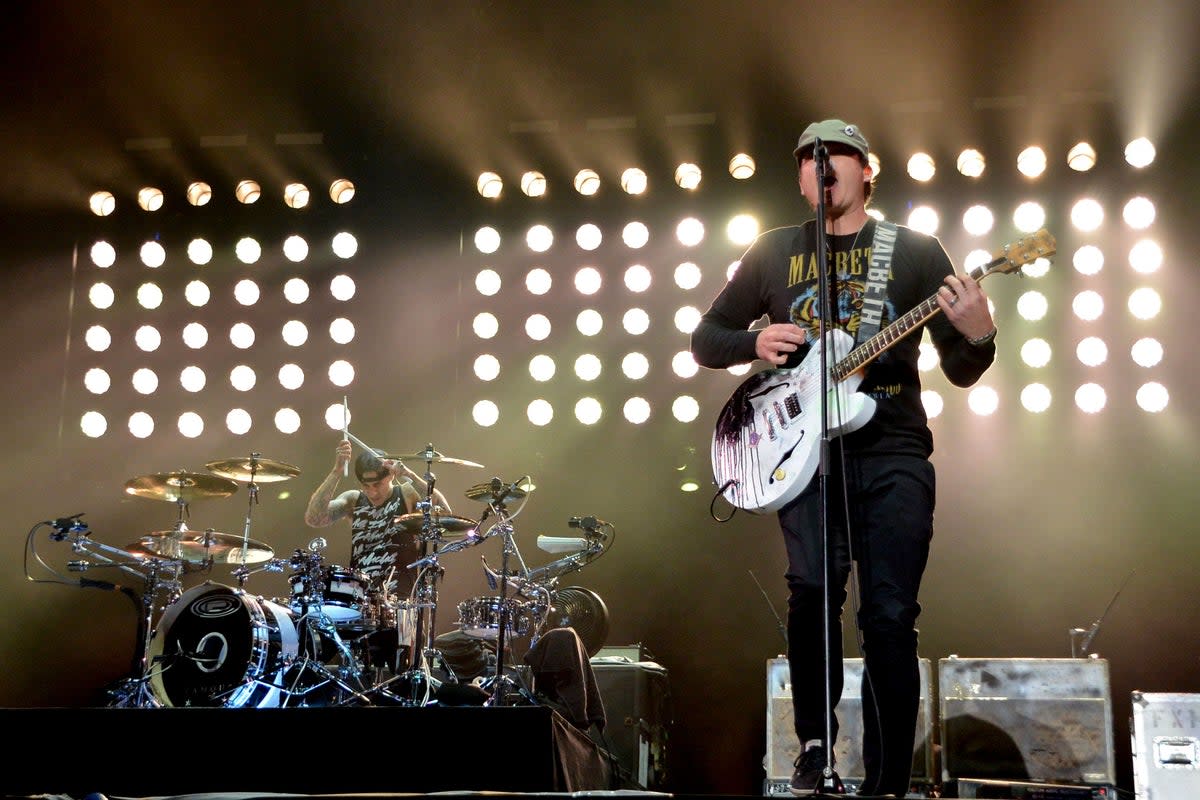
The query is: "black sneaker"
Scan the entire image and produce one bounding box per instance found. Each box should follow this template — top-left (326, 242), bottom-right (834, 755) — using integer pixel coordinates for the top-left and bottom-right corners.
top-left (789, 746), bottom-right (844, 795)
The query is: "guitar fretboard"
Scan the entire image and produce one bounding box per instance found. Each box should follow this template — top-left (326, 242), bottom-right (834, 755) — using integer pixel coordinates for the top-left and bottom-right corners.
top-left (831, 258), bottom-right (999, 381)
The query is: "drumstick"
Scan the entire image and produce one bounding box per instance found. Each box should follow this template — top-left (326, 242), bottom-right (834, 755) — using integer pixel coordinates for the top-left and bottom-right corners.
top-left (342, 396), bottom-right (349, 477)
top-left (344, 429), bottom-right (385, 458)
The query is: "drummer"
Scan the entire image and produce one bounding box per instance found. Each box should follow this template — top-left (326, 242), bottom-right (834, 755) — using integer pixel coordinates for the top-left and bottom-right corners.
top-left (304, 440), bottom-right (452, 668)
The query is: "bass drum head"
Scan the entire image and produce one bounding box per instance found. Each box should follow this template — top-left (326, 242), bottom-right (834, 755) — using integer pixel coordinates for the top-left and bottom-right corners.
top-left (149, 582), bottom-right (297, 707)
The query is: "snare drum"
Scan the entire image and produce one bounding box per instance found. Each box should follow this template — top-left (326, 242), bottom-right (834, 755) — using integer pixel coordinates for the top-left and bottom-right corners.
top-left (289, 565), bottom-right (369, 622)
top-left (149, 582), bottom-right (298, 708)
top-left (457, 596), bottom-right (532, 639)
top-left (336, 590), bottom-right (396, 637)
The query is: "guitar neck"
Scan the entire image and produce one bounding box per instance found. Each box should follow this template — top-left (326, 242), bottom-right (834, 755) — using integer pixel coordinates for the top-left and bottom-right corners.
top-left (832, 256), bottom-right (1002, 381)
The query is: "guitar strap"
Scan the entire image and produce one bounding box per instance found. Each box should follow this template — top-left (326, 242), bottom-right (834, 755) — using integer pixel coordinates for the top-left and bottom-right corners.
top-left (855, 220), bottom-right (898, 345)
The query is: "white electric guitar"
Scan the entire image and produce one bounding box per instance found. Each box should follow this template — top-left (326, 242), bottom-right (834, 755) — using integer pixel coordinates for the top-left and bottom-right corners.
top-left (710, 228), bottom-right (1056, 514)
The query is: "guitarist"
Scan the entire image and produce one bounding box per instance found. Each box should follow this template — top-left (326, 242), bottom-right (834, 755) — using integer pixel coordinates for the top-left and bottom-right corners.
top-left (690, 119), bottom-right (997, 798)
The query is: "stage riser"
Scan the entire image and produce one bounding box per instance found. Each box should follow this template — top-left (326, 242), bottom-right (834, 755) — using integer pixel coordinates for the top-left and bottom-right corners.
top-left (0, 706), bottom-right (614, 796)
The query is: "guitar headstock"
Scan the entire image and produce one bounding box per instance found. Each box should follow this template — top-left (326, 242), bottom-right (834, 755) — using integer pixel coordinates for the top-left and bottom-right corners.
top-left (991, 228), bottom-right (1057, 275)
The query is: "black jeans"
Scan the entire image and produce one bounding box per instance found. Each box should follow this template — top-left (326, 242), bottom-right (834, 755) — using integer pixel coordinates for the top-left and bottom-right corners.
top-left (780, 452), bottom-right (934, 796)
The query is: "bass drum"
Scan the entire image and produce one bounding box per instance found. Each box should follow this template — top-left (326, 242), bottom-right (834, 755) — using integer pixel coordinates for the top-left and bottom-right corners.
top-left (149, 582), bottom-right (298, 708)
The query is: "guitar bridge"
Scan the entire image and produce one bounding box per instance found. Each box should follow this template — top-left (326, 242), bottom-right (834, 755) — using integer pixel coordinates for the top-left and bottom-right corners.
top-left (784, 393), bottom-right (800, 420)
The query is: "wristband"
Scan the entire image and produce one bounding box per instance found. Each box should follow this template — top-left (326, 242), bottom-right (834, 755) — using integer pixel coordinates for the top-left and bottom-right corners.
top-left (967, 327), bottom-right (997, 347)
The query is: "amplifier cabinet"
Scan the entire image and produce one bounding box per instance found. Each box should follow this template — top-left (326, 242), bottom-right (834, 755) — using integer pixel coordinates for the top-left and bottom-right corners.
top-left (1131, 691), bottom-right (1200, 799)
top-left (589, 660), bottom-right (670, 790)
top-left (765, 657), bottom-right (935, 792)
top-left (939, 657), bottom-right (1115, 786)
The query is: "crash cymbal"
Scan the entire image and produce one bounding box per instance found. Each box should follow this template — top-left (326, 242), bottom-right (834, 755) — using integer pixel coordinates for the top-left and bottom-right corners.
top-left (205, 456), bottom-right (301, 483)
top-left (392, 512), bottom-right (480, 539)
top-left (122, 543), bottom-right (206, 573)
top-left (126, 528), bottom-right (274, 565)
top-left (124, 471), bottom-right (239, 502)
top-left (379, 447), bottom-right (484, 469)
top-left (465, 478), bottom-right (533, 504)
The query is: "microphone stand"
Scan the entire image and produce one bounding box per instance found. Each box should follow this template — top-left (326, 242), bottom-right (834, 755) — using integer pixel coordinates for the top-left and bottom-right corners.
top-left (1070, 569), bottom-right (1135, 658)
top-left (811, 138), bottom-right (843, 792)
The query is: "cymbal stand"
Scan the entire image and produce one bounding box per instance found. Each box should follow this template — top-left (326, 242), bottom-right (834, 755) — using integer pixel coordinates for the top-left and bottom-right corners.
top-left (52, 523), bottom-right (186, 708)
top-left (235, 452), bottom-right (262, 572)
top-left (483, 495), bottom-right (535, 707)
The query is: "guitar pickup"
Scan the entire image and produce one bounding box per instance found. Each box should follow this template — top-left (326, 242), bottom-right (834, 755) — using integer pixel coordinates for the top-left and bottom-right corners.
top-left (772, 401), bottom-right (789, 430)
top-left (761, 409), bottom-right (777, 441)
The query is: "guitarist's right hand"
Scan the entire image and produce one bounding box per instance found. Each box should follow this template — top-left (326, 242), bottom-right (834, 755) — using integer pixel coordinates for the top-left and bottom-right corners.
top-left (755, 323), bottom-right (807, 365)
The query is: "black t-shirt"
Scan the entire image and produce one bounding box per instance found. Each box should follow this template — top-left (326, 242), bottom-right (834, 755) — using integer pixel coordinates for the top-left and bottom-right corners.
top-left (691, 219), bottom-right (994, 458)
top-left (350, 484), bottom-right (418, 598)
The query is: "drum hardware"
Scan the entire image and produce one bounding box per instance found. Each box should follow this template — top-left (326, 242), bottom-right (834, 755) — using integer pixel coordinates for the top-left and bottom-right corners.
top-left (465, 478), bottom-right (536, 708)
top-left (347, 442), bottom-right (481, 706)
top-left (38, 516), bottom-right (188, 708)
top-left (206, 452), bottom-right (299, 572)
top-left (464, 477), bottom-right (532, 505)
top-left (470, 515), bottom-right (613, 672)
top-left (230, 555), bottom-right (288, 588)
top-left (278, 539), bottom-right (376, 706)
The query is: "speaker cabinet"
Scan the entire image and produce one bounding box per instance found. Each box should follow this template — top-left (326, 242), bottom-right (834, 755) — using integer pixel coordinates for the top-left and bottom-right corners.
top-left (939, 657), bottom-right (1115, 786)
top-left (765, 657), bottom-right (935, 792)
top-left (590, 660), bottom-right (670, 790)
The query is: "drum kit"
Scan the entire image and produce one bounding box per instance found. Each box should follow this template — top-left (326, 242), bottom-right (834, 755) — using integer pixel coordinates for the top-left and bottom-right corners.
top-left (43, 445), bottom-right (612, 710)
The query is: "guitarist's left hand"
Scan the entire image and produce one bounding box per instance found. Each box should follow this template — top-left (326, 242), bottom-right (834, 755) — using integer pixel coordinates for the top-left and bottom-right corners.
top-left (937, 273), bottom-right (995, 341)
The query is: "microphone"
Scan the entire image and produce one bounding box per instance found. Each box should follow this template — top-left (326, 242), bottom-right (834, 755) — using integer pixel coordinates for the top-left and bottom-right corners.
top-left (568, 516), bottom-right (609, 536)
top-left (813, 137), bottom-right (836, 186)
top-left (49, 513), bottom-right (87, 533)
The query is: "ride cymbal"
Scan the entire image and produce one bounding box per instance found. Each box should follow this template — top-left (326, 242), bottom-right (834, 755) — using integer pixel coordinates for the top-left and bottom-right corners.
top-left (124, 471), bottom-right (239, 502)
top-left (127, 528), bottom-right (274, 565)
top-left (205, 456), bottom-right (301, 483)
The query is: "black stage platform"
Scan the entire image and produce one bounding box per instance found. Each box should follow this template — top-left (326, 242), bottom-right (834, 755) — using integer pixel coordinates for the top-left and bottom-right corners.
top-left (0, 705), bottom-right (630, 797)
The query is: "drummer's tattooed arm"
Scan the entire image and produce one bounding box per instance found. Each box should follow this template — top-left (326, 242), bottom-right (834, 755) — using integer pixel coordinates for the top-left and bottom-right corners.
top-left (304, 470), bottom-right (355, 527)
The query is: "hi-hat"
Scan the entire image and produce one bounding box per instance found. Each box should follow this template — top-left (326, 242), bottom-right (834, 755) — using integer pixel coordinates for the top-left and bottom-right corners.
top-left (205, 456), bottom-right (301, 483)
top-left (379, 447), bottom-right (484, 469)
top-left (126, 528), bottom-right (274, 565)
top-left (124, 471), bottom-right (239, 502)
top-left (393, 512), bottom-right (480, 540)
top-left (465, 478), bottom-right (532, 504)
